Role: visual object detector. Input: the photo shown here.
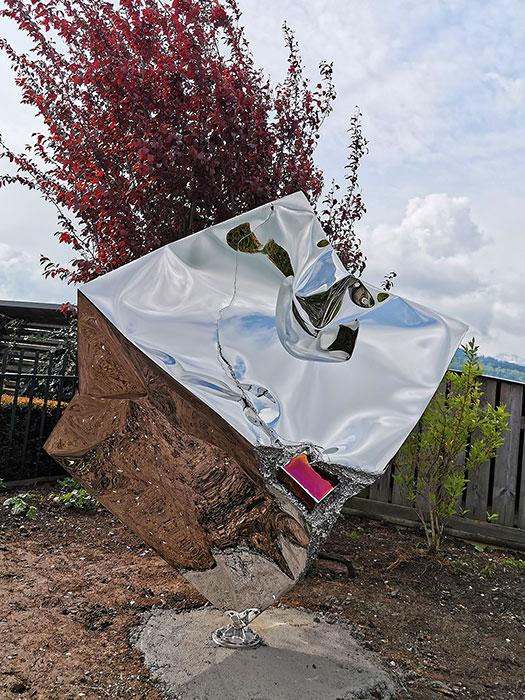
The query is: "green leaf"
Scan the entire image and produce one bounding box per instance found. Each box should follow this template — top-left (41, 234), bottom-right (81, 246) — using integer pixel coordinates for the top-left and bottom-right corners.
top-left (11, 500), bottom-right (26, 515)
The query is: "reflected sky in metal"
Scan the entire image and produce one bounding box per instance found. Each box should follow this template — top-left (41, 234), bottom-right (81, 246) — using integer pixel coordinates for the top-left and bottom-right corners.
top-left (81, 192), bottom-right (467, 475)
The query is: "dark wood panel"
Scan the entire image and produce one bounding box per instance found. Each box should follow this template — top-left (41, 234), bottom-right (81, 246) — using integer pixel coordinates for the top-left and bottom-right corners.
top-left (369, 464), bottom-right (392, 502)
top-left (465, 377), bottom-right (498, 519)
top-left (493, 382), bottom-right (523, 526)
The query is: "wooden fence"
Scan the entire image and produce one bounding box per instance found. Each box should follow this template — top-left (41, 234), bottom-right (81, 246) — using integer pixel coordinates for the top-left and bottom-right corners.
top-left (345, 375), bottom-right (525, 550)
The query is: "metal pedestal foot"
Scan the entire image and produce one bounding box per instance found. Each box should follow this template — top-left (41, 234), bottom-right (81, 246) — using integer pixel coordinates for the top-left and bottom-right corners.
top-left (212, 608), bottom-right (262, 649)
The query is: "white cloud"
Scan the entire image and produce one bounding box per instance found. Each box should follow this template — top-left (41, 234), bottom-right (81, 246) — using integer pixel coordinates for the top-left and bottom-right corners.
top-left (0, 178), bottom-right (76, 304)
top-left (484, 72), bottom-right (525, 111)
top-left (400, 194), bottom-right (486, 257)
top-left (363, 193), bottom-right (487, 287)
top-left (361, 193), bottom-right (523, 356)
top-left (0, 244), bottom-right (29, 298)
top-left (0, 242), bottom-right (75, 303)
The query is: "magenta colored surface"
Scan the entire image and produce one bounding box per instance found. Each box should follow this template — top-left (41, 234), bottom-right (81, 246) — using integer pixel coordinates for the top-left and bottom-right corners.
top-left (284, 454), bottom-right (334, 502)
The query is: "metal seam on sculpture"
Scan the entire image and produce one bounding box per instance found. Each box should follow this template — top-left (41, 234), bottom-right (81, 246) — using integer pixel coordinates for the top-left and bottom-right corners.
top-left (215, 203), bottom-right (281, 448)
top-left (212, 204), bottom-right (347, 578)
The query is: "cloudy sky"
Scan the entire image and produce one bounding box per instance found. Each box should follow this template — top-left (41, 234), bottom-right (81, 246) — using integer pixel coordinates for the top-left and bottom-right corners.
top-left (0, 0), bottom-right (524, 358)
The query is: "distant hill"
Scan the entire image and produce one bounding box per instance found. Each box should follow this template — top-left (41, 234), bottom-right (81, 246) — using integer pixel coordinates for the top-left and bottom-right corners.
top-left (495, 352), bottom-right (525, 365)
top-left (450, 349), bottom-right (525, 384)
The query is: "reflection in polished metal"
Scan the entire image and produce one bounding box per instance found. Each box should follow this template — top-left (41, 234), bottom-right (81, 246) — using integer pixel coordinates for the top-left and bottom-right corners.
top-left (212, 609), bottom-right (262, 649)
top-left (45, 191), bottom-right (467, 628)
top-left (277, 453), bottom-right (335, 512)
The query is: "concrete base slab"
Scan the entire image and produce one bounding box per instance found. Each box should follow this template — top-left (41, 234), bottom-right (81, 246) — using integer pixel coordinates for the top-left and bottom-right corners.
top-left (130, 606), bottom-right (397, 700)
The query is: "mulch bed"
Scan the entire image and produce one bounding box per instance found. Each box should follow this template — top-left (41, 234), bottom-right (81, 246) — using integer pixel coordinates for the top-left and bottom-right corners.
top-left (1, 483), bottom-right (523, 700)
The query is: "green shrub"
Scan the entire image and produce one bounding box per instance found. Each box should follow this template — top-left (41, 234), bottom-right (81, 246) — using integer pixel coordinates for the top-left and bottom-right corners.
top-left (54, 477), bottom-right (97, 509)
top-left (501, 557), bottom-right (525, 571)
top-left (3, 492), bottom-right (37, 518)
top-left (394, 339), bottom-right (509, 552)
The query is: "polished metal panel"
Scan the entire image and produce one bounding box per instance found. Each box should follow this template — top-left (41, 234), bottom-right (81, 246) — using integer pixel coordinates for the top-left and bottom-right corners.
top-left (80, 191), bottom-right (467, 474)
top-left (45, 191), bottom-right (467, 615)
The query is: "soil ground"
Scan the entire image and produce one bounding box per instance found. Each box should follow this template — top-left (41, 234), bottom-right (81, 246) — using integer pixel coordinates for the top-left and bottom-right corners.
top-left (1, 483), bottom-right (524, 700)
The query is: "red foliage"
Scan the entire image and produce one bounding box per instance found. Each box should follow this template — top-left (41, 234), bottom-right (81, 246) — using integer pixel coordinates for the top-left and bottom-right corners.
top-left (1, 0), bottom-right (368, 284)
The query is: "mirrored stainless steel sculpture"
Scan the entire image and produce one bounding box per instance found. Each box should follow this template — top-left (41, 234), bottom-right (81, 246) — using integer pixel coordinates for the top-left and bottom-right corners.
top-left (45, 191), bottom-right (467, 648)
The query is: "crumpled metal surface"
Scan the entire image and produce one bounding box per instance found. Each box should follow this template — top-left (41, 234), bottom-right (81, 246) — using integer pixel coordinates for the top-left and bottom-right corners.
top-left (46, 191), bottom-right (467, 612)
top-left (82, 191), bottom-right (467, 473)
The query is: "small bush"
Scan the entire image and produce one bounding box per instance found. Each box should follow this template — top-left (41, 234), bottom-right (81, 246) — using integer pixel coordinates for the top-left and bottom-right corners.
top-left (54, 478), bottom-right (97, 509)
top-left (501, 557), bottom-right (525, 571)
top-left (394, 339), bottom-right (509, 552)
top-left (3, 493), bottom-right (37, 518)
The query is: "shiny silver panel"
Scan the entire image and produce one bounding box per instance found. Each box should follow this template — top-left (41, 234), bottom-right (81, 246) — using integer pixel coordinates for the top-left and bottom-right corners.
top-left (81, 191), bottom-right (467, 476)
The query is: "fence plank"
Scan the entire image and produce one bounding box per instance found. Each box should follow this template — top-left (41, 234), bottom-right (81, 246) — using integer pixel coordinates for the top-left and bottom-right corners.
top-left (53, 352), bottom-right (69, 420)
top-left (369, 463), bottom-right (392, 502)
top-left (492, 382), bottom-right (523, 526)
top-left (344, 497), bottom-right (525, 550)
top-left (1, 346), bottom-right (74, 481)
top-left (391, 458), bottom-right (411, 506)
top-left (465, 377), bottom-right (498, 520)
top-left (0, 348), bottom-right (8, 397)
top-left (37, 349), bottom-right (56, 452)
top-left (519, 435), bottom-right (525, 530)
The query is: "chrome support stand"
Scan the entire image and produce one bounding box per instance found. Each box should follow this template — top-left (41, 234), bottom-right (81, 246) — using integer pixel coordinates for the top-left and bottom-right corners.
top-left (212, 608), bottom-right (262, 649)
